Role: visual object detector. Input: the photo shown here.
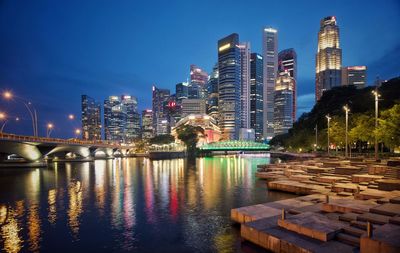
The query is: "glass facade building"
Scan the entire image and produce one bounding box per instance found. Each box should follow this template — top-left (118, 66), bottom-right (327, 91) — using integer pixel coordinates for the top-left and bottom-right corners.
top-left (250, 53), bottom-right (264, 141)
top-left (152, 86), bottom-right (171, 135)
top-left (189, 64), bottom-right (208, 99)
top-left (278, 48), bottom-right (297, 121)
top-left (238, 42), bottom-right (251, 129)
top-left (218, 33), bottom-right (241, 140)
top-left (141, 109), bottom-right (154, 139)
top-left (81, 95), bottom-right (102, 140)
top-left (104, 96), bottom-right (126, 142)
top-left (341, 66), bottom-right (367, 89)
top-left (316, 16), bottom-right (342, 101)
top-left (122, 95), bottom-right (140, 142)
top-left (207, 63), bottom-right (219, 123)
top-left (274, 72), bottom-right (294, 135)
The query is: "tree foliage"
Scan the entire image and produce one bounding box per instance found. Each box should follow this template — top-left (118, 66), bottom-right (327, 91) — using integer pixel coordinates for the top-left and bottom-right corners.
top-left (149, 134), bottom-right (175, 145)
top-left (176, 125), bottom-right (204, 155)
top-left (376, 104), bottom-right (400, 149)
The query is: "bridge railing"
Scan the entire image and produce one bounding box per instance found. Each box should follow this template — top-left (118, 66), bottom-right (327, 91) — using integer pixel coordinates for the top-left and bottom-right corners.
top-left (0, 132), bottom-right (133, 148)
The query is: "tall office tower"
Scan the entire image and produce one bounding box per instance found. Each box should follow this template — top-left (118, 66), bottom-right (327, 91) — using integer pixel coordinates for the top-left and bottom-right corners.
top-left (274, 72), bottom-right (294, 135)
top-left (121, 95), bottom-right (140, 142)
top-left (278, 49), bottom-right (297, 122)
top-left (316, 16), bottom-right (342, 101)
top-left (190, 64), bottom-right (208, 99)
top-left (207, 63), bottom-right (219, 122)
top-left (104, 96), bottom-right (127, 142)
top-left (181, 99), bottom-right (206, 116)
top-left (81, 95), bottom-right (102, 140)
top-left (176, 82), bottom-right (189, 104)
top-left (152, 86), bottom-right (171, 135)
top-left (238, 42), bottom-right (251, 129)
top-left (341, 66), bottom-right (367, 89)
top-left (250, 53), bottom-right (264, 141)
top-left (141, 109), bottom-right (154, 139)
top-left (218, 33), bottom-right (241, 140)
top-left (262, 27), bottom-right (278, 141)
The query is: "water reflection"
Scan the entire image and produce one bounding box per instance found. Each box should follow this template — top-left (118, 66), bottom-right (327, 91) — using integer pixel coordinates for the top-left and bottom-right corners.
top-left (0, 156), bottom-right (294, 253)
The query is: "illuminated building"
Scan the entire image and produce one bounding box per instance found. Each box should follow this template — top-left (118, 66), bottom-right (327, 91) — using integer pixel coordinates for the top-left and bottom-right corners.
top-left (181, 99), bottom-right (206, 117)
top-left (250, 53), bottom-right (263, 141)
top-left (316, 16), bottom-right (342, 101)
top-left (274, 72), bottom-right (294, 135)
top-left (262, 27), bottom-right (278, 141)
top-left (238, 42), bottom-right (251, 129)
top-left (218, 33), bottom-right (241, 140)
top-left (104, 96), bottom-right (126, 142)
top-left (121, 95), bottom-right (140, 142)
top-left (81, 95), bottom-right (101, 140)
top-left (152, 86), bottom-right (171, 135)
top-left (278, 49), bottom-right (297, 121)
top-left (141, 109), bottom-right (154, 139)
top-left (171, 114), bottom-right (221, 144)
top-left (189, 65), bottom-right (208, 99)
top-left (341, 66), bottom-right (367, 89)
top-left (207, 64), bottom-right (219, 122)
top-left (175, 82), bottom-right (189, 103)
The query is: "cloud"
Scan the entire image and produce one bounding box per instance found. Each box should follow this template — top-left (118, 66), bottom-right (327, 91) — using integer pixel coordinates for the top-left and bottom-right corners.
top-left (296, 93), bottom-right (315, 118)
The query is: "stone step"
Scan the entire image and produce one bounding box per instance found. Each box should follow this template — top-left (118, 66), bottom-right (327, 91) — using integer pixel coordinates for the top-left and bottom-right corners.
top-left (339, 212), bottom-right (358, 222)
top-left (389, 197), bottom-right (400, 204)
top-left (357, 212), bottom-right (391, 225)
top-left (336, 233), bottom-right (360, 247)
top-left (337, 192), bottom-right (353, 197)
top-left (370, 203), bottom-right (400, 216)
top-left (350, 220), bottom-right (368, 230)
top-left (389, 216), bottom-right (400, 225)
top-left (342, 226), bottom-right (365, 237)
top-left (368, 185), bottom-right (379, 189)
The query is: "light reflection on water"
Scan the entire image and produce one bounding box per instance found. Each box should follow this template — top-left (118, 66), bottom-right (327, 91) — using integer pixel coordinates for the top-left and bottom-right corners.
top-left (0, 157), bottom-right (295, 252)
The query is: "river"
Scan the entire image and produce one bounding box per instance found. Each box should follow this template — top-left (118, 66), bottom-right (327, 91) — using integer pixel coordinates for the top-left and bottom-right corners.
top-left (0, 156), bottom-right (295, 252)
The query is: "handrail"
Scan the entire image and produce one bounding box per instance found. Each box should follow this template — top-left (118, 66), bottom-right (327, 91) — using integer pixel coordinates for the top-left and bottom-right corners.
top-left (0, 132), bottom-right (135, 148)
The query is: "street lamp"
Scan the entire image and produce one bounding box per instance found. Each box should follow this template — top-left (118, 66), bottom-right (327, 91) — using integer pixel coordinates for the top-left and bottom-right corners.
top-left (46, 123), bottom-right (54, 138)
top-left (68, 114), bottom-right (75, 120)
top-left (0, 112), bottom-right (6, 133)
top-left (75, 128), bottom-right (81, 139)
top-left (372, 89), bottom-right (380, 161)
top-left (343, 105), bottom-right (350, 158)
top-left (2, 91), bottom-right (38, 136)
top-left (326, 115), bottom-right (331, 156)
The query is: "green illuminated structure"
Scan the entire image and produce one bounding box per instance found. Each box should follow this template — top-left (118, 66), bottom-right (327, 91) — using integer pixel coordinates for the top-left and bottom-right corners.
top-left (199, 141), bottom-right (270, 151)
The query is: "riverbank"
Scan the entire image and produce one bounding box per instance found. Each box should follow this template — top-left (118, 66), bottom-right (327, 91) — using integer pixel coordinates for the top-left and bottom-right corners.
top-left (232, 156), bottom-right (400, 252)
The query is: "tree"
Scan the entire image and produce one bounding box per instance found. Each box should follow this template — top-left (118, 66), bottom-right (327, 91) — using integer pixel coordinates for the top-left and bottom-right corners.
top-left (149, 134), bottom-right (175, 145)
top-left (176, 125), bottom-right (204, 156)
top-left (376, 104), bottom-right (400, 151)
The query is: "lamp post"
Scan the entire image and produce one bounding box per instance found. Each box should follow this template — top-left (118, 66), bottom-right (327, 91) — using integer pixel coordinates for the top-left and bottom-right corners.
top-left (372, 89), bottom-right (380, 160)
top-left (2, 91), bottom-right (38, 136)
top-left (0, 112), bottom-right (6, 133)
top-left (343, 105), bottom-right (350, 158)
top-left (326, 115), bottom-right (331, 156)
top-left (46, 123), bottom-right (54, 138)
top-left (314, 124), bottom-right (318, 151)
top-left (75, 128), bottom-right (81, 139)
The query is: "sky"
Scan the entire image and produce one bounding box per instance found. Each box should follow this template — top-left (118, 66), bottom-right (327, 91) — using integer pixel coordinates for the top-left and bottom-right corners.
top-left (0, 0), bottom-right (399, 138)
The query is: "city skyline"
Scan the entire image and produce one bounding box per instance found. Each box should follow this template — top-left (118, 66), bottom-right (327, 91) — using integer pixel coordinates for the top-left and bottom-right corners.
top-left (1, 0), bottom-right (399, 138)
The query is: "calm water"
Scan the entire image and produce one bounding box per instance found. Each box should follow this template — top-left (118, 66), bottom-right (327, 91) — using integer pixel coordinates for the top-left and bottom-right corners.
top-left (0, 156), bottom-right (294, 253)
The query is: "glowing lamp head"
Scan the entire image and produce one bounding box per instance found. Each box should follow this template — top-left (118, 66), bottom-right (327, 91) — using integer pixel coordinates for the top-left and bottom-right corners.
top-left (47, 123), bottom-right (54, 129)
top-left (0, 112), bottom-right (6, 120)
top-left (68, 114), bottom-right (75, 120)
top-left (75, 129), bottom-right (81, 135)
top-left (3, 91), bottom-right (12, 99)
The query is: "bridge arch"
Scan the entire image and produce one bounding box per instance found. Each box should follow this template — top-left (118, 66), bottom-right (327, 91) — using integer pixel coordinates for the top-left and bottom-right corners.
top-left (0, 141), bottom-right (42, 161)
top-left (46, 145), bottom-right (90, 158)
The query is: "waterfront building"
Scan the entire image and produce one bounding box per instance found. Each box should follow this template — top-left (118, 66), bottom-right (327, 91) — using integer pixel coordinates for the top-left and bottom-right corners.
top-left (176, 82), bottom-right (189, 104)
top-left (207, 63), bottom-right (219, 123)
top-left (181, 99), bottom-right (206, 117)
top-left (141, 109), bottom-right (154, 139)
top-left (121, 95), bottom-right (140, 142)
top-left (218, 33), bottom-right (241, 140)
top-left (250, 53), bottom-right (264, 141)
top-left (238, 42), bottom-right (251, 129)
top-left (274, 72), bottom-right (294, 135)
top-left (262, 27), bottom-right (278, 141)
top-left (81, 95), bottom-right (102, 140)
top-left (171, 114), bottom-right (221, 145)
top-left (104, 96), bottom-right (126, 142)
top-left (341, 66), bottom-right (367, 89)
top-left (316, 16), bottom-right (342, 101)
top-left (278, 49), bottom-right (297, 121)
top-left (152, 86), bottom-right (171, 135)
top-left (189, 64), bottom-right (208, 99)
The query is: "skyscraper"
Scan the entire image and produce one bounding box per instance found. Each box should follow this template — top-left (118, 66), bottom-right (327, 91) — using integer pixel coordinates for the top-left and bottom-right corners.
top-left (104, 96), bottom-right (126, 142)
top-left (181, 99), bottom-right (206, 116)
top-left (341, 66), bottom-right (367, 89)
top-left (238, 42), bottom-right (251, 129)
top-left (152, 86), bottom-right (171, 135)
top-left (316, 16), bottom-right (342, 101)
top-left (262, 27), bottom-right (278, 141)
top-left (218, 33), bottom-right (241, 140)
top-left (141, 109), bottom-right (154, 139)
top-left (122, 95), bottom-right (140, 142)
top-left (278, 49), bottom-right (297, 121)
top-left (274, 72), bottom-right (294, 135)
top-left (250, 53), bottom-right (264, 141)
top-left (176, 82), bottom-right (189, 104)
top-left (189, 65), bottom-right (208, 99)
top-left (207, 63), bottom-right (219, 122)
top-left (81, 95), bottom-right (101, 140)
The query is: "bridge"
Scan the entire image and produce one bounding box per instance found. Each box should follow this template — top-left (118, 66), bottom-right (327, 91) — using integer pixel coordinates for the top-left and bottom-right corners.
top-left (199, 140), bottom-right (270, 153)
top-left (0, 132), bottom-right (136, 162)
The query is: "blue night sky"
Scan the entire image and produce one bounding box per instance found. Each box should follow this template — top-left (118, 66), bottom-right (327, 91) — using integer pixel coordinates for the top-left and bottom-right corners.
top-left (0, 0), bottom-right (399, 138)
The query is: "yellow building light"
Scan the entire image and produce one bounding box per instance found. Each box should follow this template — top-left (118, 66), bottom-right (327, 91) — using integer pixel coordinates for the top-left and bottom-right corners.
top-left (218, 43), bottom-right (231, 52)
